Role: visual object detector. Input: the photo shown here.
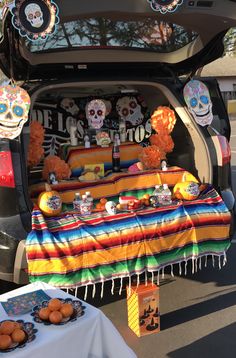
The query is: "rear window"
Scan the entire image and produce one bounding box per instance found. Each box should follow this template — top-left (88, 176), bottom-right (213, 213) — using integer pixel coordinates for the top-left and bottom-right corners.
top-left (26, 17), bottom-right (198, 53)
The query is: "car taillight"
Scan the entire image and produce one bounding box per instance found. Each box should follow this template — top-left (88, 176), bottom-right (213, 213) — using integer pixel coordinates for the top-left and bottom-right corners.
top-left (0, 151), bottom-right (15, 188)
top-left (217, 135), bottom-right (231, 166)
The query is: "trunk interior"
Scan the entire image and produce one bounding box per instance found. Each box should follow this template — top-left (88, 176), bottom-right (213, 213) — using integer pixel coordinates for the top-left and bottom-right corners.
top-left (25, 81), bottom-right (212, 198)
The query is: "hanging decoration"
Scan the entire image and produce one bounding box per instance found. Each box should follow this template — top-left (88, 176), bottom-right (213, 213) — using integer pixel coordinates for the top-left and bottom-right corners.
top-left (11, 0), bottom-right (59, 42)
top-left (151, 106), bottom-right (176, 134)
top-left (183, 80), bottom-right (213, 127)
top-left (85, 99), bottom-right (106, 130)
top-left (0, 84), bottom-right (31, 139)
top-left (147, 0), bottom-right (184, 14)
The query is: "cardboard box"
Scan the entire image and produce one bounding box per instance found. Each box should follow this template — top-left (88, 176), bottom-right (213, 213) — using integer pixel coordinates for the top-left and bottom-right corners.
top-left (126, 282), bottom-right (160, 337)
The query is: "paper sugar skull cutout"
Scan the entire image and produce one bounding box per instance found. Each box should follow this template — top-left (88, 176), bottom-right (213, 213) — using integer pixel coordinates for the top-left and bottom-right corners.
top-left (25, 3), bottom-right (43, 28)
top-left (86, 99), bottom-right (106, 129)
top-left (60, 98), bottom-right (79, 116)
top-left (147, 0), bottom-right (184, 14)
top-left (183, 80), bottom-right (213, 126)
top-left (11, 0), bottom-right (59, 42)
top-left (105, 201), bottom-right (117, 215)
top-left (0, 85), bottom-right (31, 139)
top-left (116, 96), bottom-right (143, 126)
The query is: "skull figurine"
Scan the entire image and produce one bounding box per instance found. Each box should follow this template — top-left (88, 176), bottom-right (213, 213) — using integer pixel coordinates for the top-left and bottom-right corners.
top-left (183, 80), bottom-right (213, 126)
top-left (86, 99), bottom-right (106, 129)
top-left (24, 3), bottom-right (44, 28)
top-left (116, 96), bottom-right (144, 126)
top-left (60, 98), bottom-right (80, 116)
top-left (105, 201), bottom-right (117, 215)
top-left (0, 85), bottom-right (31, 140)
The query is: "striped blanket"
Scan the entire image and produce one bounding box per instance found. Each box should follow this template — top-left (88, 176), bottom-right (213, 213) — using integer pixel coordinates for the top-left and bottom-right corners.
top-left (26, 185), bottom-right (231, 290)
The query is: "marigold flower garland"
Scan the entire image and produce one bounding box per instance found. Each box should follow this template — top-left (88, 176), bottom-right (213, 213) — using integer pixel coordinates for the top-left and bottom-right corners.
top-left (140, 106), bottom-right (176, 169)
top-left (27, 121), bottom-right (45, 167)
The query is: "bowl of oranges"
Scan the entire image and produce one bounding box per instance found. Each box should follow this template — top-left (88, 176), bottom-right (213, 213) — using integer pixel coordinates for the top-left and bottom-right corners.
top-left (31, 297), bottom-right (85, 326)
top-left (0, 319), bottom-right (37, 352)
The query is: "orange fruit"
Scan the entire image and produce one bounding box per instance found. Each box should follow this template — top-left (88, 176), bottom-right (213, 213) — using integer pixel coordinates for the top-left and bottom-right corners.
top-left (96, 203), bottom-right (102, 210)
top-left (142, 194), bottom-right (150, 200)
top-left (39, 307), bottom-right (51, 320)
top-left (60, 303), bottom-right (74, 318)
top-left (0, 335), bottom-right (11, 350)
top-left (49, 311), bottom-right (63, 324)
top-left (0, 321), bottom-right (15, 335)
top-left (11, 329), bottom-right (26, 343)
top-left (48, 298), bottom-right (62, 311)
top-left (144, 199), bottom-right (150, 206)
top-left (100, 198), bottom-right (107, 204)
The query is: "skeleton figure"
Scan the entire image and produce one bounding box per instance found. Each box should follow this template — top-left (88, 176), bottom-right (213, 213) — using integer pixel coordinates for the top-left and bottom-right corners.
top-left (105, 201), bottom-right (117, 215)
top-left (183, 80), bottom-right (213, 126)
top-left (25, 3), bottom-right (44, 28)
top-left (86, 99), bottom-right (106, 129)
top-left (60, 98), bottom-right (80, 116)
top-left (0, 85), bottom-right (30, 140)
top-left (116, 96), bottom-right (144, 126)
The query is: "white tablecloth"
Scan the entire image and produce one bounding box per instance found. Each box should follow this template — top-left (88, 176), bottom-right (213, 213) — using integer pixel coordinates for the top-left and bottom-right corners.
top-left (0, 282), bottom-right (136, 358)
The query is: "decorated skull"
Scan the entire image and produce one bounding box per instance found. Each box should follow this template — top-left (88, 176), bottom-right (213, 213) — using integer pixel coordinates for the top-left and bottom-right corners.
top-left (0, 85), bottom-right (31, 140)
top-left (60, 98), bottom-right (80, 116)
top-left (116, 96), bottom-right (144, 126)
top-left (86, 99), bottom-right (106, 129)
top-left (24, 3), bottom-right (44, 28)
top-left (183, 80), bottom-right (213, 126)
top-left (105, 201), bottom-right (117, 215)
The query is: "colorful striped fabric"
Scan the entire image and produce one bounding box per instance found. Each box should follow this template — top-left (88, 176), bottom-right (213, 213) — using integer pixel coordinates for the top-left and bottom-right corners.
top-left (26, 185), bottom-right (231, 289)
top-left (62, 142), bottom-right (142, 176)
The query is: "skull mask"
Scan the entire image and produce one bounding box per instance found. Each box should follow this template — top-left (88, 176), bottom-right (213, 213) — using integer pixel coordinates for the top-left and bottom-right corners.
top-left (86, 99), bottom-right (106, 129)
top-left (25, 3), bottom-right (44, 28)
top-left (105, 201), bottom-right (117, 215)
top-left (116, 96), bottom-right (144, 126)
top-left (183, 80), bottom-right (213, 126)
top-left (0, 85), bottom-right (30, 140)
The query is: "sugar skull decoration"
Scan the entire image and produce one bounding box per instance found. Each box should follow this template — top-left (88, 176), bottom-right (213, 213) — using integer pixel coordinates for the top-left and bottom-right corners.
top-left (0, 84), bottom-right (31, 140)
top-left (116, 96), bottom-right (144, 126)
top-left (105, 201), bottom-right (117, 215)
top-left (60, 98), bottom-right (80, 116)
top-left (147, 0), bottom-right (184, 14)
top-left (86, 99), bottom-right (106, 130)
top-left (183, 80), bottom-right (213, 127)
top-left (11, 0), bottom-right (59, 41)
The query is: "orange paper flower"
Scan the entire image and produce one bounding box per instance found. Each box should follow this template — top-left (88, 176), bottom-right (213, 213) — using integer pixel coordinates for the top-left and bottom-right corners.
top-left (27, 121), bottom-right (45, 167)
top-left (151, 106), bottom-right (176, 134)
top-left (27, 144), bottom-right (44, 167)
top-left (42, 155), bottom-right (71, 181)
top-left (149, 131), bottom-right (174, 153)
top-left (139, 145), bottom-right (166, 169)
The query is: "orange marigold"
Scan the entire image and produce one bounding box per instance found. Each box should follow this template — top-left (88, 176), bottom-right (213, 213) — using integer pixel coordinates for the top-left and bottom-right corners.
top-left (42, 155), bottom-right (71, 181)
top-left (139, 145), bottom-right (166, 169)
top-left (151, 106), bottom-right (176, 134)
top-left (27, 144), bottom-right (44, 167)
top-left (149, 131), bottom-right (174, 153)
top-left (29, 121), bottom-right (45, 145)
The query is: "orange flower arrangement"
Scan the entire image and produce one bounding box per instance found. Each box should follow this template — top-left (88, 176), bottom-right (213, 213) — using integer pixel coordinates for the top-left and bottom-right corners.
top-left (151, 106), bottom-right (176, 134)
top-left (27, 121), bottom-right (45, 167)
top-left (139, 145), bottom-right (166, 169)
top-left (149, 131), bottom-right (174, 153)
top-left (42, 155), bottom-right (71, 181)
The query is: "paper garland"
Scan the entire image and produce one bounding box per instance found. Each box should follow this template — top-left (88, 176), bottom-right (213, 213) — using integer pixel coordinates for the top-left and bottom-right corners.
top-left (11, 0), bottom-right (59, 41)
top-left (147, 0), bottom-right (184, 14)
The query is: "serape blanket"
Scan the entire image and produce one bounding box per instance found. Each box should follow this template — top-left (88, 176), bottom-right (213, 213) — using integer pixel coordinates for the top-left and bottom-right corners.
top-left (26, 185), bottom-right (231, 291)
top-left (62, 141), bottom-right (142, 176)
top-left (29, 166), bottom-right (198, 204)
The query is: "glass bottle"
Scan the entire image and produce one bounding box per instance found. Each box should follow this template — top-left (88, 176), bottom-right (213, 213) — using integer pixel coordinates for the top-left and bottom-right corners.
top-left (112, 135), bottom-right (121, 172)
top-left (85, 191), bottom-right (94, 211)
top-left (119, 118), bottom-right (126, 143)
top-left (159, 184), bottom-right (172, 206)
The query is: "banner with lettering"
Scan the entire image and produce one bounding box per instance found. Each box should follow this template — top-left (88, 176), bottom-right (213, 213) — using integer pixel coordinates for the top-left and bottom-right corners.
top-left (30, 94), bottom-right (152, 157)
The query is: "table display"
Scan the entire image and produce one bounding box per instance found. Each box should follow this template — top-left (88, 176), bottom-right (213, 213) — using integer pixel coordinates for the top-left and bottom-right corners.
top-left (0, 282), bottom-right (137, 357)
top-left (26, 183), bottom-right (231, 294)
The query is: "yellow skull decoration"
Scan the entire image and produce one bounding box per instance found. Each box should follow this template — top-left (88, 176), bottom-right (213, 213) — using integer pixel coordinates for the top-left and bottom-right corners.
top-left (0, 85), bottom-right (31, 139)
